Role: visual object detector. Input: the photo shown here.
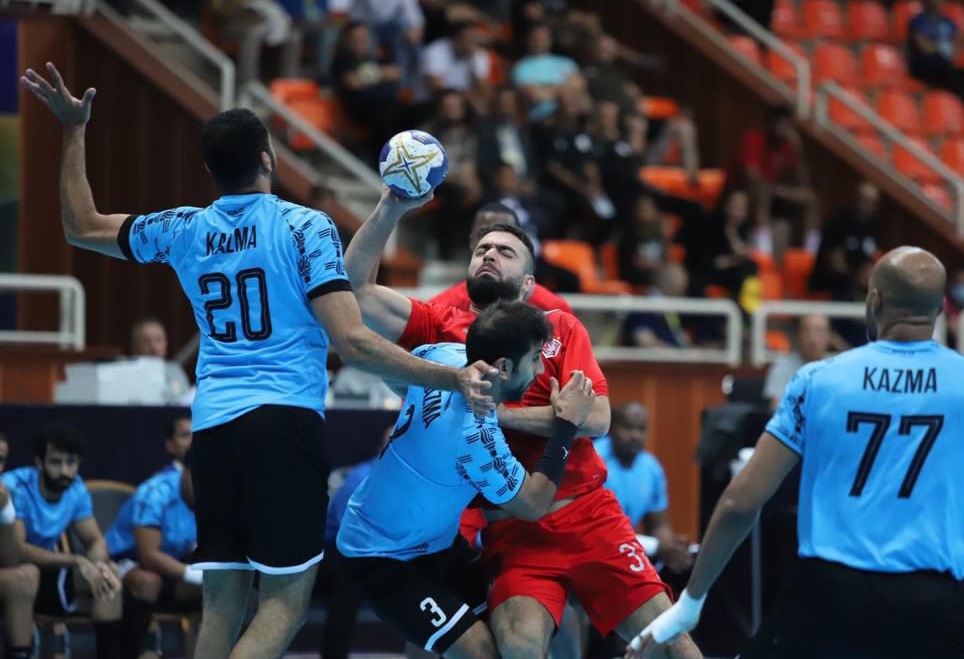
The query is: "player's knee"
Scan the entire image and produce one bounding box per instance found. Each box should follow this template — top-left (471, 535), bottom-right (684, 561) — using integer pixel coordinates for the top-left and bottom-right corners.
top-left (494, 618), bottom-right (549, 659)
top-left (126, 569), bottom-right (162, 603)
top-left (11, 564), bottom-right (40, 600)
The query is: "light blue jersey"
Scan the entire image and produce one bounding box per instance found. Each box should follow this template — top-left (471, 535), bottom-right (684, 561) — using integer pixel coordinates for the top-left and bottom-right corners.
top-left (337, 343), bottom-right (525, 560)
top-left (105, 469), bottom-right (197, 561)
top-left (1, 467), bottom-right (93, 550)
top-left (594, 437), bottom-right (668, 528)
top-left (767, 340), bottom-right (964, 578)
top-left (119, 194), bottom-right (351, 431)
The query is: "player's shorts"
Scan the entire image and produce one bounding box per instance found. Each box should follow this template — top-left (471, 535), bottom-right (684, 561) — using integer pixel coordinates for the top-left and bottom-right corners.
top-left (739, 558), bottom-right (964, 659)
top-left (191, 404), bottom-right (330, 574)
top-left (35, 567), bottom-right (79, 616)
top-left (483, 486), bottom-right (670, 637)
top-left (335, 535), bottom-right (488, 654)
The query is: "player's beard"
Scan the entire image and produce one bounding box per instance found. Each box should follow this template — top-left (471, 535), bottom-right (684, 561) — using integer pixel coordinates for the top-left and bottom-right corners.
top-left (466, 276), bottom-right (521, 307)
top-left (42, 471), bottom-right (74, 493)
top-left (504, 375), bottom-right (534, 402)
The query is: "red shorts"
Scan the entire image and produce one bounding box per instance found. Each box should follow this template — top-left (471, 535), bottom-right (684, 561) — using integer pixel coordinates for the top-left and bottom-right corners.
top-left (482, 487), bottom-right (671, 637)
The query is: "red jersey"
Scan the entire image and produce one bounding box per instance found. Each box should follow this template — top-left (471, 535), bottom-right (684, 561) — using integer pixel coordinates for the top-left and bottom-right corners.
top-left (399, 299), bottom-right (609, 500)
top-left (739, 130), bottom-right (799, 183)
top-left (428, 280), bottom-right (574, 315)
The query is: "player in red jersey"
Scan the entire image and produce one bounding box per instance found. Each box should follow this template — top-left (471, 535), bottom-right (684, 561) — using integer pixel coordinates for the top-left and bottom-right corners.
top-left (345, 190), bottom-right (702, 659)
top-left (429, 203), bottom-right (574, 314)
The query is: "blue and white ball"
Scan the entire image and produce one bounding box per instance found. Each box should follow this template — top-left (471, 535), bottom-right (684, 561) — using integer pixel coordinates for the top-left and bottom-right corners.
top-left (378, 130), bottom-right (448, 198)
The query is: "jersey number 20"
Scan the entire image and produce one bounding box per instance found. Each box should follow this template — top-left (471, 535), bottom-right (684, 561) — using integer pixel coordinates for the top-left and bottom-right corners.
top-left (198, 268), bottom-right (272, 342)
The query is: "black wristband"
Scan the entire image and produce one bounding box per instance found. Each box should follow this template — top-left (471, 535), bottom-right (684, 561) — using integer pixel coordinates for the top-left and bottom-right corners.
top-left (533, 418), bottom-right (579, 487)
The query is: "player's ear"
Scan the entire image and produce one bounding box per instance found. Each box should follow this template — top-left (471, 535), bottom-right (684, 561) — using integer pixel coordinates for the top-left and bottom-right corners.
top-left (521, 274), bottom-right (536, 301)
top-left (260, 150), bottom-right (273, 173)
top-left (493, 357), bottom-right (512, 381)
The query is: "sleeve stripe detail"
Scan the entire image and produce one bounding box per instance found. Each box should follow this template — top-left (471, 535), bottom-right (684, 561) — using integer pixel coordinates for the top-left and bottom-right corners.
top-left (307, 279), bottom-right (353, 300)
top-left (117, 215), bottom-right (138, 262)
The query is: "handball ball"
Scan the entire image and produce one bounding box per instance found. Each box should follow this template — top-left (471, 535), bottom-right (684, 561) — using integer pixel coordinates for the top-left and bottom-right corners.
top-left (378, 130), bottom-right (448, 198)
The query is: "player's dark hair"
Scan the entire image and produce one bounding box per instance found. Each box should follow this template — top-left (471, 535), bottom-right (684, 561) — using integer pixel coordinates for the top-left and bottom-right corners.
top-left (474, 222), bottom-right (536, 274)
top-left (165, 413), bottom-right (192, 439)
top-left (466, 301), bottom-right (551, 366)
top-left (34, 422), bottom-right (85, 461)
top-left (201, 109), bottom-right (271, 193)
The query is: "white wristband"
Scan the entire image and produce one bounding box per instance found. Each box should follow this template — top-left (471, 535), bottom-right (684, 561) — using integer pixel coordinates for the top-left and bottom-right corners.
top-left (636, 533), bottom-right (659, 557)
top-left (183, 565), bottom-right (203, 585)
top-left (0, 499), bottom-right (15, 525)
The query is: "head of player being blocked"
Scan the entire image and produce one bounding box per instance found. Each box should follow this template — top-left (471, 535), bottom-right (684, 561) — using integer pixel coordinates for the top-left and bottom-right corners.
top-left (864, 246), bottom-right (946, 343)
top-left (465, 223), bottom-right (537, 310)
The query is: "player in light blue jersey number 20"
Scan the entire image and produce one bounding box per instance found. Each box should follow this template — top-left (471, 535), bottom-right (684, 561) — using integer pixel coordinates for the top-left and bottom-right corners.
top-left (631, 247), bottom-right (964, 659)
top-left (22, 62), bottom-right (496, 659)
top-left (337, 302), bottom-right (597, 659)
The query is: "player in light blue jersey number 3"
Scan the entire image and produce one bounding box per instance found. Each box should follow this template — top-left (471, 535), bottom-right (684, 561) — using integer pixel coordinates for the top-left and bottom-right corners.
top-left (22, 63), bottom-right (495, 659)
top-left (630, 246), bottom-right (964, 659)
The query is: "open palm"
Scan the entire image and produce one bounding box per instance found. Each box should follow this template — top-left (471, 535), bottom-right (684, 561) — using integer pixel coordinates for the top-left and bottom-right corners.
top-left (21, 62), bottom-right (95, 126)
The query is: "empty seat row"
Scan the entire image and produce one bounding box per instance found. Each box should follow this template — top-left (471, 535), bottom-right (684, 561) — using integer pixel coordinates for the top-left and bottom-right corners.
top-left (772, 0), bottom-right (963, 44)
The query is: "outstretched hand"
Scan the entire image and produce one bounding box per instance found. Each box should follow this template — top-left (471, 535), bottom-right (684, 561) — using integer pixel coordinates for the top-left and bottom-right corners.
top-left (21, 62), bottom-right (96, 126)
top-left (378, 185), bottom-right (434, 217)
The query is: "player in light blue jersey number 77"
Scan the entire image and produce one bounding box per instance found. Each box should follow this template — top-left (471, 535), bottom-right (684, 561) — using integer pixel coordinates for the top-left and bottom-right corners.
top-left (22, 62), bottom-right (496, 659)
top-left (630, 246), bottom-right (964, 659)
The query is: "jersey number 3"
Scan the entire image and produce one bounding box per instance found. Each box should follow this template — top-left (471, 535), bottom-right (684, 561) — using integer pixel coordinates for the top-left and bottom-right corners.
top-left (846, 412), bottom-right (944, 498)
top-left (198, 269), bottom-right (272, 342)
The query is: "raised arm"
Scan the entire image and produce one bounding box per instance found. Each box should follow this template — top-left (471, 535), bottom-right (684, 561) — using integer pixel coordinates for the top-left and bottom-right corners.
top-left (22, 63), bottom-right (130, 259)
top-left (343, 188), bottom-right (428, 342)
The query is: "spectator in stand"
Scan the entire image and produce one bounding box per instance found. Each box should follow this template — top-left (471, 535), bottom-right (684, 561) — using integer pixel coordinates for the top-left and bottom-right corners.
top-left (428, 203), bottom-right (577, 310)
top-left (421, 89), bottom-right (483, 258)
top-left (161, 413), bottom-right (193, 474)
top-left (622, 263), bottom-right (691, 349)
top-left (684, 188), bottom-right (759, 311)
top-left (476, 86), bottom-right (540, 197)
top-left (810, 181), bottom-right (881, 301)
top-left (907, 0), bottom-right (964, 97)
top-left (944, 268), bottom-right (964, 348)
top-left (512, 22), bottom-right (580, 121)
top-left (209, 0), bottom-right (303, 84)
top-left (735, 105), bottom-right (819, 256)
top-left (582, 34), bottom-right (642, 114)
top-left (489, 162), bottom-right (560, 244)
top-left (330, 21), bottom-right (403, 155)
top-left (348, 0), bottom-right (425, 88)
top-left (534, 86), bottom-right (615, 238)
top-left (418, 21), bottom-right (491, 105)
top-left (618, 193), bottom-right (668, 289)
top-left (130, 318), bottom-right (193, 405)
top-left (762, 314), bottom-right (831, 410)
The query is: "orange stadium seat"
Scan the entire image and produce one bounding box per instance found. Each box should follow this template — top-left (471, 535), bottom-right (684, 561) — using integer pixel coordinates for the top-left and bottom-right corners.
top-left (668, 243), bottom-right (686, 264)
top-left (891, 0), bottom-right (923, 42)
top-left (760, 270), bottom-right (784, 300)
top-left (270, 78), bottom-right (320, 104)
top-left (942, 2), bottom-right (964, 31)
top-left (941, 137), bottom-right (964, 171)
top-left (848, 0), bottom-right (891, 40)
top-left (284, 98), bottom-right (337, 150)
top-left (876, 90), bottom-right (922, 134)
top-left (893, 137), bottom-right (942, 182)
top-left (767, 43), bottom-right (808, 84)
top-left (856, 133), bottom-right (887, 158)
top-left (922, 183), bottom-right (952, 209)
top-left (861, 44), bottom-right (922, 91)
top-left (728, 35), bottom-right (764, 65)
top-left (600, 243), bottom-right (620, 280)
top-left (750, 249), bottom-right (777, 275)
top-left (766, 330), bottom-right (792, 352)
top-left (772, 0), bottom-right (802, 38)
top-left (922, 91), bottom-right (964, 137)
top-left (641, 97), bottom-right (681, 120)
top-left (638, 167), bottom-right (727, 209)
top-left (541, 241), bottom-right (633, 295)
top-left (782, 248), bottom-right (815, 299)
top-left (801, 0), bottom-right (846, 39)
top-left (814, 43), bottom-right (860, 86)
top-left (828, 87), bottom-right (874, 133)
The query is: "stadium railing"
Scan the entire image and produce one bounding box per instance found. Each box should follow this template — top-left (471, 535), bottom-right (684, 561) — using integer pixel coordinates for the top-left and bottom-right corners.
top-left (814, 81), bottom-right (964, 232)
top-left (647, 0), bottom-right (811, 117)
top-left (750, 299), bottom-right (948, 366)
top-left (397, 288), bottom-right (745, 366)
top-left (0, 274), bottom-right (86, 350)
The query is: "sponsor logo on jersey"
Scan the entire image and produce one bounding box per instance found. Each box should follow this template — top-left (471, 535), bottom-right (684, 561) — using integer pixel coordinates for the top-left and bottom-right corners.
top-left (542, 337), bottom-right (562, 358)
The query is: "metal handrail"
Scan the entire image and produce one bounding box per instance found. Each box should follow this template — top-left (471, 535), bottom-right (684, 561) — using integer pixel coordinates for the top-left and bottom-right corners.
top-left (751, 299), bottom-right (947, 366)
top-left (123, 0), bottom-right (236, 111)
top-left (237, 80), bottom-right (384, 193)
top-left (0, 274), bottom-right (86, 350)
top-left (398, 288), bottom-right (744, 366)
top-left (655, 0), bottom-right (811, 117)
top-left (814, 81), bottom-right (964, 232)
